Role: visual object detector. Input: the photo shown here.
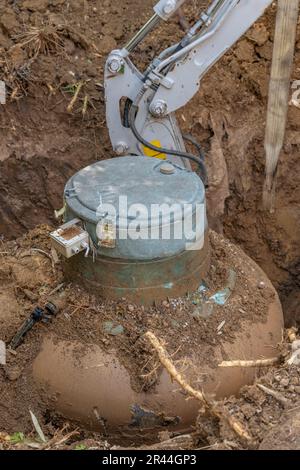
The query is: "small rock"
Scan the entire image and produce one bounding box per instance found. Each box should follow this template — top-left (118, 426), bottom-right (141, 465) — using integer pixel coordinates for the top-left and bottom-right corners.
top-left (257, 281), bottom-right (266, 290)
top-left (280, 378), bottom-right (290, 388)
top-left (6, 366), bottom-right (22, 382)
top-left (294, 386), bottom-right (300, 394)
top-left (127, 305), bottom-right (135, 313)
top-left (162, 301), bottom-right (170, 308)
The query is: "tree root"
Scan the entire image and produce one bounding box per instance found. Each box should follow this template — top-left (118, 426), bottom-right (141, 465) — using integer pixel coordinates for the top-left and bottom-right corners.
top-left (144, 331), bottom-right (252, 443)
top-left (219, 357), bottom-right (279, 368)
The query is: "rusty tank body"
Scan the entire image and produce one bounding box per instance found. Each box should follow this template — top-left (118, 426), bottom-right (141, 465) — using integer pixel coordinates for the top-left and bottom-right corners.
top-left (33, 156), bottom-right (284, 440)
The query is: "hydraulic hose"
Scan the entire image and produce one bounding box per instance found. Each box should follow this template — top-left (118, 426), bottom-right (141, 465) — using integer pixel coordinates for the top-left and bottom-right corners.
top-left (182, 134), bottom-right (206, 162)
top-left (128, 103), bottom-right (208, 186)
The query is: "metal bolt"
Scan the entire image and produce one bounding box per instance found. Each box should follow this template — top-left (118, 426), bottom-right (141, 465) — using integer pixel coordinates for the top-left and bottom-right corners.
top-left (107, 55), bottom-right (125, 75)
top-left (160, 163), bottom-right (175, 175)
top-left (114, 142), bottom-right (129, 155)
top-left (163, 0), bottom-right (176, 15)
top-left (150, 99), bottom-right (168, 117)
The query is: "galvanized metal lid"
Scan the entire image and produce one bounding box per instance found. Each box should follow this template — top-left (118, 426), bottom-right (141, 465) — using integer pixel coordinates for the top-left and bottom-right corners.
top-left (65, 156), bottom-right (205, 225)
top-left (64, 156), bottom-right (207, 260)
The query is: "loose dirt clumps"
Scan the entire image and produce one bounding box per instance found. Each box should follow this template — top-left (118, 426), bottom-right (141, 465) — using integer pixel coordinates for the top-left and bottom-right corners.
top-left (0, 225), bottom-right (285, 450)
top-left (195, 356), bottom-right (300, 450)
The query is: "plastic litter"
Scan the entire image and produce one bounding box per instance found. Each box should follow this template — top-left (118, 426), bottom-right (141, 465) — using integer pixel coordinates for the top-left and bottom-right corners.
top-left (103, 321), bottom-right (124, 336)
top-left (190, 270), bottom-right (237, 320)
top-left (209, 269), bottom-right (237, 306)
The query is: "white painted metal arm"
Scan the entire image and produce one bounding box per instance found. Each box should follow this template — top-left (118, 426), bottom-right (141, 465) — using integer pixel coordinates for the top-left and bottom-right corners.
top-left (149, 0), bottom-right (274, 115)
top-left (105, 0), bottom-right (274, 163)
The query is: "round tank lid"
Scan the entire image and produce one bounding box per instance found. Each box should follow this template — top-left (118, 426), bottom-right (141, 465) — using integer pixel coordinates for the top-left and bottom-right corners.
top-left (65, 156), bottom-right (205, 224)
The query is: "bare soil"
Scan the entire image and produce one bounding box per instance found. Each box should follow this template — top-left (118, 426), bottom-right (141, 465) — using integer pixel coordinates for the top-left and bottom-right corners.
top-left (0, 0), bottom-right (299, 451)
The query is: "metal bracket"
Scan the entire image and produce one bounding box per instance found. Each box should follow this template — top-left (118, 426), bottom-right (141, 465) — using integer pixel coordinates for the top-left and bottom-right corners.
top-left (154, 0), bottom-right (186, 20)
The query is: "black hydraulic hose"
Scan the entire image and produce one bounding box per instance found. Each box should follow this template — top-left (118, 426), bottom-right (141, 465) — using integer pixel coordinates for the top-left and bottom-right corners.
top-left (183, 134), bottom-right (206, 162)
top-left (123, 98), bottom-right (132, 128)
top-left (128, 103), bottom-right (208, 186)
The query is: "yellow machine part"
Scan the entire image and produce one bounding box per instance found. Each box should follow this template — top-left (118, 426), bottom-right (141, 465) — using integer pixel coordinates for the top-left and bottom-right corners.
top-left (143, 140), bottom-right (166, 160)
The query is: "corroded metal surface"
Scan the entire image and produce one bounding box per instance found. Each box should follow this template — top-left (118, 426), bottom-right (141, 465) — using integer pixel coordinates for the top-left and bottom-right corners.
top-left (64, 235), bottom-right (210, 305)
top-left (33, 277), bottom-right (283, 439)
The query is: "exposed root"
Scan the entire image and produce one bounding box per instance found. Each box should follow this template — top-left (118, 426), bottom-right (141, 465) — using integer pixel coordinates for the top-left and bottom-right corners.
top-left (115, 434), bottom-right (194, 451)
top-left (82, 95), bottom-right (89, 117)
top-left (145, 331), bottom-right (252, 443)
top-left (256, 384), bottom-right (289, 407)
top-left (42, 425), bottom-right (80, 450)
top-left (219, 357), bottom-right (280, 368)
top-left (67, 81), bottom-right (84, 113)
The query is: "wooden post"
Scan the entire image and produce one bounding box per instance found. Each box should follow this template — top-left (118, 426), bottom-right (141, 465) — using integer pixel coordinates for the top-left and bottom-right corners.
top-left (263, 0), bottom-right (299, 212)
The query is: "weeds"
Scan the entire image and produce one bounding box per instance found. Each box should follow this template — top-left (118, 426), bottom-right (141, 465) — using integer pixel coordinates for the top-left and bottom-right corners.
top-left (0, 24), bottom-right (65, 100)
top-left (13, 25), bottom-right (65, 60)
top-left (9, 432), bottom-right (25, 444)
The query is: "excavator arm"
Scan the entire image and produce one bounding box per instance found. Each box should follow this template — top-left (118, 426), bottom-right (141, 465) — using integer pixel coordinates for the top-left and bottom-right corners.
top-left (104, 0), bottom-right (273, 167)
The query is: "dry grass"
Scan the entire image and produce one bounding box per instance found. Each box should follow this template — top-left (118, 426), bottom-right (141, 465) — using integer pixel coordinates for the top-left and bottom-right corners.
top-left (13, 25), bottom-right (65, 60)
top-left (0, 24), bottom-right (66, 100)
